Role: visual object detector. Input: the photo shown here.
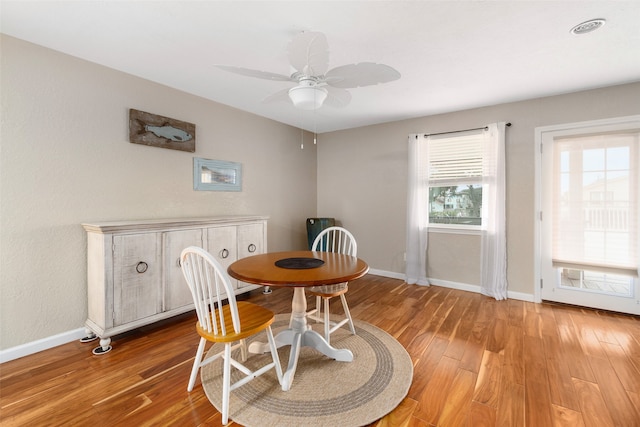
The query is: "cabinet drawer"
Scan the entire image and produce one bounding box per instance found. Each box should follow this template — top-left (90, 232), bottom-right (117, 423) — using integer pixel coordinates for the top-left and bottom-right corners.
top-left (237, 223), bottom-right (265, 289)
top-left (237, 223), bottom-right (264, 258)
top-left (207, 226), bottom-right (238, 290)
top-left (163, 229), bottom-right (204, 311)
top-left (113, 233), bottom-right (162, 326)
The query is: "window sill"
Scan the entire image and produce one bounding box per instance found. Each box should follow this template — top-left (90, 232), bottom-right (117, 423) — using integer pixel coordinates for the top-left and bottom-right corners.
top-left (427, 226), bottom-right (483, 236)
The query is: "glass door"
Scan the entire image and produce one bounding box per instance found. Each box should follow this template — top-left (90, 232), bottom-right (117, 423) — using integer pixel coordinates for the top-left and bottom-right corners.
top-left (538, 117), bottom-right (640, 315)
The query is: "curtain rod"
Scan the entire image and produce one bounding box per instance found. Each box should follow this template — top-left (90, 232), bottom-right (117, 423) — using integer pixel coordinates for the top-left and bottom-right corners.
top-left (424, 122), bottom-right (511, 138)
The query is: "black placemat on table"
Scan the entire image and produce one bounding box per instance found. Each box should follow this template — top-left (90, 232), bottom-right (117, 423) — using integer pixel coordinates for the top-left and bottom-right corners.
top-left (275, 257), bottom-right (325, 269)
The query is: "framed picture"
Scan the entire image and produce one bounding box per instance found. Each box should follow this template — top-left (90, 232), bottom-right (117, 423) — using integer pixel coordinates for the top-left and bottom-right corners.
top-left (129, 109), bottom-right (195, 152)
top-left (194, 158), bottom-right (242, 192)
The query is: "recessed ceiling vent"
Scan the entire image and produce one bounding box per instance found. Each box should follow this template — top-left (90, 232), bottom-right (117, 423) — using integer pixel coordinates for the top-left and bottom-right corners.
top-left (571, 19), bottom-right (606, 35)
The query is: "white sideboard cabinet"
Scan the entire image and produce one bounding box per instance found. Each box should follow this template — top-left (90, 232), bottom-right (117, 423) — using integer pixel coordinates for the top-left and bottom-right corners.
top-left (82, 216), bottom-right (267, 354)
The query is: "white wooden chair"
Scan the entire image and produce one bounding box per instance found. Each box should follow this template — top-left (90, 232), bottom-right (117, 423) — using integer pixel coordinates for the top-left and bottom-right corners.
top-left (306, 226), bottom-right (357, 343)
top-left (180, 246), bottom-right (282, 425)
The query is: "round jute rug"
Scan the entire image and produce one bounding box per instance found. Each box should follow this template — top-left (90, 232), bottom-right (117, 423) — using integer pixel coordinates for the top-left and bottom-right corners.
top-left (201, 314), bottom-right (413, 427)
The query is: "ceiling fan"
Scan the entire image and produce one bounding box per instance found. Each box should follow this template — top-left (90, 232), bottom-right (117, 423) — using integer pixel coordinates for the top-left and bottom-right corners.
top-left (216, 31), bottom-right (401, 110)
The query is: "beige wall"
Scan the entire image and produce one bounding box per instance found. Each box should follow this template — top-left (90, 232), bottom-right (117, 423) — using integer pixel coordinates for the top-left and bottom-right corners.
top-left (317, 81), bottom-right (640, 296)
top-left (0, 35), bottom-right (317, 350)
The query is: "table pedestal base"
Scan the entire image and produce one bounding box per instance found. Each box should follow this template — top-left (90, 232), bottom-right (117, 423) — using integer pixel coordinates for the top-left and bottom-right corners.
top-left (248, 288), bottom-right (353, 391)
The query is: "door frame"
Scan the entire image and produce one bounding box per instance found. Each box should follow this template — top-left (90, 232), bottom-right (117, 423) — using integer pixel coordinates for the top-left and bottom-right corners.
top-left (534, 115), bottom-right (640, 309)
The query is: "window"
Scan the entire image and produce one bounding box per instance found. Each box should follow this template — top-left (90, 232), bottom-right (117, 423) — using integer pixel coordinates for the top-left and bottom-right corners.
top-left (429, 185), bottom-right (482, 225)
top-left (427, 131), bottom-right (485, 228)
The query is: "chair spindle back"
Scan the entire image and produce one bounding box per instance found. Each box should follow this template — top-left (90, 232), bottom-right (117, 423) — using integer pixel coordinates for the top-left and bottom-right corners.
top-left (180, 246), bottom-right (240, 337)
top-left (312, 226), bottom-right (357, 256)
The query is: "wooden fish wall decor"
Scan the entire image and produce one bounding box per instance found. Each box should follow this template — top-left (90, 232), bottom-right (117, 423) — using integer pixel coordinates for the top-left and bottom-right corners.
top-left (129, 109), bottom-right (196, 152)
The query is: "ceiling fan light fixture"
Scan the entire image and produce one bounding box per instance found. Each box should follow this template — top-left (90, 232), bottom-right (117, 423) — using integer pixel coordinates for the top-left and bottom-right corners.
top-left (288, 85), bottom-right (327, 110)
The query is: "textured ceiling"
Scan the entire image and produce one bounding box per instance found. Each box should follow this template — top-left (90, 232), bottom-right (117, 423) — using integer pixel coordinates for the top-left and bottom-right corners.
top-left (2, 1), bottom-right (639, 133)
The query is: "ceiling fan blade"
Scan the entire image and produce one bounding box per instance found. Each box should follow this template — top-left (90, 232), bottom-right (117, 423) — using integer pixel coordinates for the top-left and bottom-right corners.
top-left (323, 86), bottom-right (352, 108)
top-left (216, 65), bottom-right (293, 82)
top-left (325, 62), bottom-right (401, 88)
top-left (288, 31), bottom-right (330, 76)
top-left (261, 88), bottom-right (292, 104)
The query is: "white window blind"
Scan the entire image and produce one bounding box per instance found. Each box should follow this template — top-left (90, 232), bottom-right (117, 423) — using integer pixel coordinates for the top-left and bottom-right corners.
top-left (552, 130), bottom-right (639, 277)
top-left (428, 131), bottom-right (483, 184)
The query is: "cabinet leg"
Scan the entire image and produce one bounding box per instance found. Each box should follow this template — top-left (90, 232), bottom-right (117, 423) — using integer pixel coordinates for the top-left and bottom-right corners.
top-left (92, 337), bottom-right (112, 355)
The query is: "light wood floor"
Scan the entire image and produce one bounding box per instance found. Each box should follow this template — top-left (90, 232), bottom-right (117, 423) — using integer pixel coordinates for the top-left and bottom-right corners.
top-left (2, 274), bottom-right (640, 426)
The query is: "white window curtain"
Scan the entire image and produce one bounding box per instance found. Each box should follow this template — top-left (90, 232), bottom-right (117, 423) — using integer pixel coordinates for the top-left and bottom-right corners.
top-left (480, 122), bottom-right (508, 299)
top-left (406, 134), bottom-right (429, 285)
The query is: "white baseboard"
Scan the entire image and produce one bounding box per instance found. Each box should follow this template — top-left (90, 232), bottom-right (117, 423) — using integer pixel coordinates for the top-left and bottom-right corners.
top-left (0, 327), bottom-right (87, 364)
top-left (368, 269), bottom-right (535, 302)
top-left (428, 278), bottom-right (535, 302)
top-left (368, 268), bottom-right (405, 280)
top-left (1, 271), bottom-right (535, 363)
top-left (505, 289), bottom-right (535, 302)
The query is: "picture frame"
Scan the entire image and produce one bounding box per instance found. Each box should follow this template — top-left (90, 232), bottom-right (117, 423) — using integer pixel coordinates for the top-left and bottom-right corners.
top-left (129, 109), bottom-right (196, 152)
top-left (193, 158), bottom-right (242, 192)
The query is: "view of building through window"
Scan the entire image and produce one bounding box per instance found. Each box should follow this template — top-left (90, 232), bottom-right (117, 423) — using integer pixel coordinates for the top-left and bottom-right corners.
top-left (429, 184), bottom-right (483, 225)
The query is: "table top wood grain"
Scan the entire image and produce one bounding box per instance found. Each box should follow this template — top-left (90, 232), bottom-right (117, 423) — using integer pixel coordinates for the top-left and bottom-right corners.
top-left (227, 250), bottom-right (369, 288)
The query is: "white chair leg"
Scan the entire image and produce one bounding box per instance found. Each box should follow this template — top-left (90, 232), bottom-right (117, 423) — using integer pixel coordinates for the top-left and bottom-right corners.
top-left (221, 343), bottom-right (232, 425)
top-left (341, 294), bottom-right (356, 335)
top-left (266, 326), bottom-right (283, 384)
top-left (323, 297), bottom-right (331, 343)
top-left (315, 296), bottom-right (322, 323)
top-left (240, 338), bottom-right (248, 362)
top-left (188, 337), bottom-right (207, 392)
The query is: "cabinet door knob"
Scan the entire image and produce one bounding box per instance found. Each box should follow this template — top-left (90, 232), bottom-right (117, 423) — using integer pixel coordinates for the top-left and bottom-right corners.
top-left (136, 261), bottom-right (148, 273)
top-left (248, 244), bottom-right (257, 253)
top-left (220, 248), bottom-right (229, 259)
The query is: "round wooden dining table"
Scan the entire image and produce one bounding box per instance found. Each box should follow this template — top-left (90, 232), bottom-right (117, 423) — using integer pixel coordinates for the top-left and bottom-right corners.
top-left (227, 250), bottom-right (369, 391)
